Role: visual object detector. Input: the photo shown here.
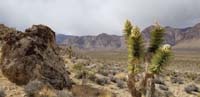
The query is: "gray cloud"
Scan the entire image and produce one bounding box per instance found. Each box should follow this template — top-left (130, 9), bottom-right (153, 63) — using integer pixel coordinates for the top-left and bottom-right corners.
top-left (0, 0), bottom-right (200, 35)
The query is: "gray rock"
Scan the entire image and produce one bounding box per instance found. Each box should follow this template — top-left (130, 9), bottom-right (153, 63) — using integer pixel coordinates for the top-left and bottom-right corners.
top-left (154, 77), bottom-right (165, 85)
top-left (154, 91), bottom-right (174, 97)
top-left (159, 85), bottom-right (168, 91)
top-left (110, 76), bottom-right (118, 83)
top-left (184, 84), bottom-right (199, 94)
top-left (116, 79), bottom-right (126, 89)
top-left (95, 74), bottom-right (110, 85)
top-left (0, 25), bottom-right (72, 89)
top-left (171, 77), bottom-right (184, 84)
top-left (155, 84), bottom-right (174, 97)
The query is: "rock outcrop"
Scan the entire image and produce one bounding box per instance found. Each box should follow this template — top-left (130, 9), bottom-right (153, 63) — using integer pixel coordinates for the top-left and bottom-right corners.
top-left (0, 24), bottom-right (72, 90)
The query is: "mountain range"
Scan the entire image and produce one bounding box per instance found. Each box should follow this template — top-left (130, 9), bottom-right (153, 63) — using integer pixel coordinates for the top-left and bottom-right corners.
top-left (56, 23), bottom-right (200, 50)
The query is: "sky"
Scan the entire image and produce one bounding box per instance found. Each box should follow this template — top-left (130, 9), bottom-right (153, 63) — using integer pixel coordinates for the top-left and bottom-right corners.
top-left (0, 0), bottom-right (200, 36)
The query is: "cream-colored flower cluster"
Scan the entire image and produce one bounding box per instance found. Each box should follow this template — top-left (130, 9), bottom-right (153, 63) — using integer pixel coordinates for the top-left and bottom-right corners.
top-left (131, 26), bottom-right (141, 38)
top-left (161, 44), bottom-right (171, 52)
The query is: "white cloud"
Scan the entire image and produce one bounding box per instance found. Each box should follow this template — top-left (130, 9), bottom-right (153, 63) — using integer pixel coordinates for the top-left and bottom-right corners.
top-left (0, 0), bottom-right (200, 35)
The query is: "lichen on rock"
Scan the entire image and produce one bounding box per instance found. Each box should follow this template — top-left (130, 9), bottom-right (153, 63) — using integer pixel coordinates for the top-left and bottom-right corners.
top-left (0, 24), bottom-right (72, 90)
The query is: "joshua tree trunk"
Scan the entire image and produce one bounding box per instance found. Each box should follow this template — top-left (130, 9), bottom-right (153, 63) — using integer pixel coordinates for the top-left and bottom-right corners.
top-left (144, 62), bottom-right (155, 97)
top-left (145, 77), bottom-right (155, 97)
top-left (128, 72), bottom-right (155, 97)
top-left (128, 73), bottom-right (142, 97)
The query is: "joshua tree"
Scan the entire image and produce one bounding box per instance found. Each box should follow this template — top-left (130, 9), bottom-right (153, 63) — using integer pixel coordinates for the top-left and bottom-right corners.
top-left (67, 46), bottom-right (73, 59)
top-left (123, 20), bottom-right (172, 97)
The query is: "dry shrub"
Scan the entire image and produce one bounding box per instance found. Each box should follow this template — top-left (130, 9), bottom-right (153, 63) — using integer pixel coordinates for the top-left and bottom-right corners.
top-left (24, 80), bottom-right (56, 97)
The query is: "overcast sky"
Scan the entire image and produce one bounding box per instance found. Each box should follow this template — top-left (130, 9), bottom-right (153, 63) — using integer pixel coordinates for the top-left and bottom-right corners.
top-left (0, 0), bottom-right (200, 35)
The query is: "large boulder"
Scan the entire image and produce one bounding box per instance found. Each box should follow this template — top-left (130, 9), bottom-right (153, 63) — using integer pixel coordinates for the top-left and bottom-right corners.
top-left (0, 24), bottom-right (72, 89)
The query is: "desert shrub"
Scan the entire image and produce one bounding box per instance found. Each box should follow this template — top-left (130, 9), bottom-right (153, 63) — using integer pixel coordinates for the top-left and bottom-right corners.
top-left (87, 70), bottom-right (96, 81)
top-left (185, 72), bottom-right (197, 80)
top-left (56, 90), bottom-right (73, 97)
top-left (73, 63), bottom-right (85, 72)
top-left (95, 76), bottom-right (110, 85)
top-left (73, 63), bottom-right (86, 79)
top-left (24, 80), bottom-right (44, 97)
top-left (73, 63), bottom-right (97, 84)
top-left (24, 80), bottom-right (57, 97)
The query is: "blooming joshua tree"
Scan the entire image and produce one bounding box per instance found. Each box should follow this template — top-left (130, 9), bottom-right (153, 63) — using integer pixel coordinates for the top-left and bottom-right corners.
top-left (123, 20), bottom-right (172, 97)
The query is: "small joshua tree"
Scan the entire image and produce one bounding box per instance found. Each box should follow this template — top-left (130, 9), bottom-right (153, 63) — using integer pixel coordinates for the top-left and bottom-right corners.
top-left (73, 63), bottom-right (96, 85)
top-left (67, 46), bottom-right (73, 59)
top-left (123, 20), bottom-right (172, 97)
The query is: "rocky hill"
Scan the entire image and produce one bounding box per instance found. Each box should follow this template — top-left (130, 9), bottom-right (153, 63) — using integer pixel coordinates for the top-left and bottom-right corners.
top-left (56, 33), bottom-right (125, 50)
top-left (56, 23), bottom-right (200, 50)
top-left (142, 23), bottom-right (200, 46)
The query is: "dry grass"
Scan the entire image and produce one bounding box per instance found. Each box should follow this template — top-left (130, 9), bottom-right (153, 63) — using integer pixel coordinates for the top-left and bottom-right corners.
top-left (79, 48), bottom-right (200, 73)
top-left (169, 48), bottom-right (200, 72)
top-left (81, 50), bottom-right (127, 65)
top-left (71, 85), bottom-right (115, 97)
top-left (0, 71), bottom-right (25, 97)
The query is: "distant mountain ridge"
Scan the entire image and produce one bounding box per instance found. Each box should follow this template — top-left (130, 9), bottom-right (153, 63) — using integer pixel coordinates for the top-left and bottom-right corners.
top-left (142, 23), bottom-right (200, 45)
top-left (56, 23), bottom-right (200, 50)
top-left (56, 33), bottom-right (125, 50)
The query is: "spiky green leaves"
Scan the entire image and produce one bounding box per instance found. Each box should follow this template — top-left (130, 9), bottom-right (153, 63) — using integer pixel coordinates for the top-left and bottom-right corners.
top-left (148, 24), bottom-right (172, 74)
top-left (127, 26), bottom-right (144, 73)
top-left (148, 24), bottom-right (165, 53)
top-left (149, 44), bottom-right (172, 74)
top-left (128, 26), bottom-right (144, 60)
top-left (123, 20), bottom-right (133, 44)
top-left (123, 20), bottom-right (172, 75)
